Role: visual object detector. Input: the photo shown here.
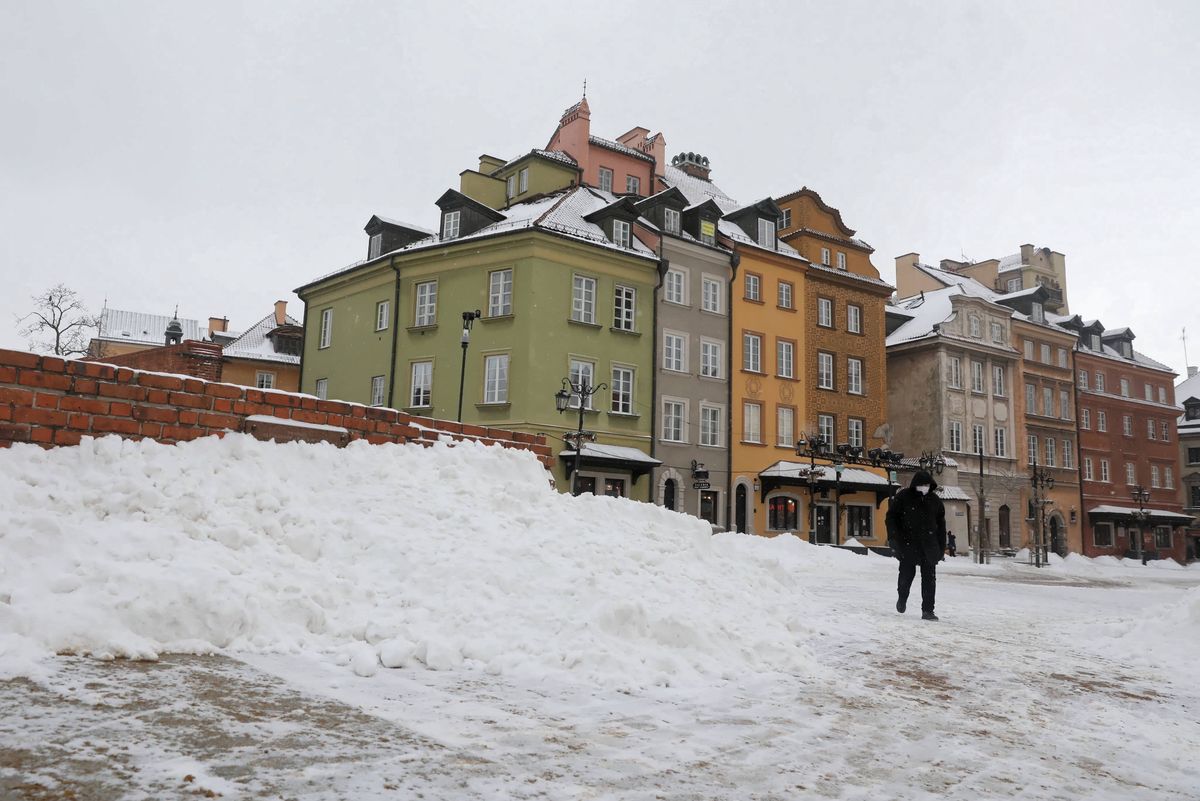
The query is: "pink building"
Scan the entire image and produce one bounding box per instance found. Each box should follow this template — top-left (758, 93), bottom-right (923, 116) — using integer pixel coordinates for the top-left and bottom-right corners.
top-left (545, 97), bottom-right (665, 197)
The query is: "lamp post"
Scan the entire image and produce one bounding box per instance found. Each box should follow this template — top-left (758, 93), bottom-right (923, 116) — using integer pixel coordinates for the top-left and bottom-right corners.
top-left (918, 450), bottom-right (947, 476)
top-left (794, 435), bottom-right (903, 545)
top-left (795, 433), bottom-right (829, 543)
top-left (1131, 485), bottom-right (1152, 565)
top-left (1029, 457), bottom-right (1055, 568)
top-left (554, 376), bottom-right (607, 496)
top-left (456, 310), bottom-right (481, 423)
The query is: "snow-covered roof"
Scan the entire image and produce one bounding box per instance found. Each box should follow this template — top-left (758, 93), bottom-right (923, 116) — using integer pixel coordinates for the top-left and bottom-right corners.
top-left (221, 312), bottom-right (302, 365)
top-left (935, 485), bottom-right (972, 501)
top-left (1176, 371), bottom-right (1200, 412)
top-left (96, 308), bottom-right (203, 346)
top-left (758, 462), bottom-right (891, 486)
top-left (559, 443), bottom-right (661, 465)
top-left (659, 164), bottom-right (739, 213)
top-left (373, 216), bottom-right (432, 234)
top-left (1087, 505), bottom-right (1195, 523)
top-left (588, 135), bottom-right (654, 162)
top-left (998, 252), bottom-right (1024, 273)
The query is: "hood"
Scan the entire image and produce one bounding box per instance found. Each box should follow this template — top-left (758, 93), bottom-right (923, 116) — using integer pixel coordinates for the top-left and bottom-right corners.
top-left (910, 470), bottom-right (939, 492)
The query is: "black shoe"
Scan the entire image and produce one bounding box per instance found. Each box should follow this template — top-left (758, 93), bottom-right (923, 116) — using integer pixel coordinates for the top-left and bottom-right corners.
top-left (922, 612), bottom-right (938, 621)
top-left (896, 597), bottom-right (906, 614)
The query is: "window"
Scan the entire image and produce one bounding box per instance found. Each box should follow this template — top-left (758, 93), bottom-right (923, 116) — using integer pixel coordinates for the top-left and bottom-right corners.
top-left (820, 247), bottom-right (831, 265)
top-left (701, 276), bottom-right (722, 313)
top-left (415, 281), bottom-right (437, 326)
top-left (612, 219), bottom-right (631, 248)
top-left (779, 208), bottom-right (792, 230)
top-left (519, 167), bottom-right (528, 193)
top-left (1024, 340), bottom-right (1034, 360)
top-left (1144, 383), bottom-right (1153, 402)
top-left (1031, 302), bottom-right (1044, 323)
top-left (1098, 410), bottom-right (1107, 431)
top-left (506, 174), bottom-right (517, 198)
top-left (1125, 462), bottom-right (1136, 485)
top-left (483, 354), bottom-right (508, 403)
top-left (1060, 390), bottom-right (1070, 419)
top-left (368, 232), bottom-right (382, 259)
top-left (598, 168), bottom-right (613, 192)
top-left (700, 339), bottom-right (723, 378)
top-left (699, 404), bottom-right (722, 447)
top-left (1084, 457), bottom-right (1094, 481)
top-left (489, 269), bottom-right (513, 317)
top-left (742, 402), bottom-right (762, 444)
top-left (777, 340), bottom-right (795, 378)
top-left (1155, 526), bottom-right (1172, 549)
top-left (613, 285), bottom-right (636, 331)
top-left (777, 407), bottom-right (795, 447)
top-left (949, 357), bottom-right (962, 388)
top-left (1028, 435), bottom-right (1038, 465)
top-left (1194, 486), bottom-right (1200, 507)
top-left (1162, 421), bottom-right (1170, 442)
top-left (375, 300), bottom-right (390, 331)
top-left (1100, 459), bottom-right (1110, 482)
top-left (611, 366), bottom-right (634, 414)
top-left (663, 332), bottom-right (686, 372)
top-left (662, 399), bottom-right (686, 442)
top-left (848, 358), bottom-right (863, 395)
top-left (972, 424), bottom-right (985, 455)
top-left (991, 322), bottom-right (1004, 343)
top-left (1045, 437), bottom-right (1056, 467)
top-left (846, 505), bottom-right (872, 538)
top-left (1159, 386), bottom-right (1167, 404)
top-left (1190, 447), bottom-right (1200, 465)
top-left (665, 269), bottom-right (686, 305)
top-left (1122, 414), bottom-right (1132, 436)
top-left (757, 218), bottom-right (776, 248)
top-left (777, 281), bottom-right (793, 309)
top-left (1040, 343), bottom-right (1051, 364)
top-left (570, 360), bottom-right (596, 409)
top-left (1058, 348), bottom-right (1069, 368)
top-left (1043, 387), bottom-right (1053, 416)
top-left (972, 361), bottom-right (985, 393)
top-left (370, 375), bottom-right (385, 407)
top-left (818, 297), bottom-right (833, 327)
top-left (1166, 466), bottom-right (1174, 488)
top-left (818, 352), bottom-right (834, 389)
top-left (410, 361), bottom-right (432, 408)
top-left (949, 421), bottom-right (962, 452)
top-left (743, 333), bottom-right (762, 373)
top-left (969, 316), bottom-right (981, 338)
top-left (1078, 370), bottom-right (1089, 389)
top-left (1151, 465), bottom-right (1161, 488)
top-left (663, 207), bottom-right (681, 235)
top-left (993, 365), bottom-right (1005, 396)
top-left (700, 219), bottom-right (716, 246)
top-left (314, 378), bottom-right (328, 400)
top-left (994, 427), bottom-right (1008, 458)
top-left (1093, 523), bottom-right (1114, 548)
top-left (319, 308), bottom-right (333, 349)
top-left (626, 175), bottom-right (640, 195)
top-left (442, 210), bottom-right (461, 239)
top-left (1090, 333), bottom-right (1102, 351)
top-left (1120, 378), bottom-right (1130, 397)
top-left (744, 273), bottom-right (761, 301)
top-left (1081, 408), bottom-right (1091, 429)
top-left (572, 275), bottom-right (596, 323)
top-left (1007, 277), bottom-right (1022, 292)
top-left (848, 418), bottom-right (864, 449)
top-left (1025, 383), bottom-right (1035, 411)
top-left (769, 497), bottom-right (799, 531)
top-left (836, 252), bottom-right (847, 270)
top-left (818, 414), bottom-right (834, 445)
top-left (848, 304), bottom-right (862, 334)
top-left (1095, 372), bottom-right (1105, 392)
top-left (1147, 419), bottom-right (1156, 440)
top-left (256, 371), bottom-right (275, 390)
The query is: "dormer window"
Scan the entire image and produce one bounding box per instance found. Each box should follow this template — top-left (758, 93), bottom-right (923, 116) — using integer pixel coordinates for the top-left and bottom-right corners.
top-left (519, 168), bottom-right (529, 193)
top-left (368, 232), bottom-right (382, 259)
top-left (612, 219), bottom-right (631, 248)
top-left (1122, 341), bottom-right (1132, 358)
top-left (506, 175), bottom-right (517, 199)
top-left (757, 218), bottom-right (776, 249)
top-left (442, 210), bottom-right (461, 239)
top-left (779, 208), bottom-right (792, 230)
top-left (626, 175), bottom-right (640, 195)
top-left (599, 168), bottom-right (613, 192)
top-left (700, 220), bottom-right (716, 246)
top-left (1090, 333), bottom-right (1101, 350)
top-left (663, 207), bottom-right (681, 235)
top-left (1031, 302), bottom-right (1044, 323)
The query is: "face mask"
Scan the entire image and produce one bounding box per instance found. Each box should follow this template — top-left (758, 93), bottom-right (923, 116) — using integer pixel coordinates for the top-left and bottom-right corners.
top-left (916, 485), bottom-right (931, 495)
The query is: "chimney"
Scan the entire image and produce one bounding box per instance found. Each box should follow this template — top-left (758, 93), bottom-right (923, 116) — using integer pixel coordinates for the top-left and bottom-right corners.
top-left (895, 252), bottom-right (921, 272)
top-left (274, 300), bottom-right (287, 326)
top-left (547, 96), bottom-right (591, 175)
top-left (1189, 366), bottom-right (1198, 378)
top-left (208, 316), bottom-right (228, 334)
top-left (671, 151), bottom-right (711, 180)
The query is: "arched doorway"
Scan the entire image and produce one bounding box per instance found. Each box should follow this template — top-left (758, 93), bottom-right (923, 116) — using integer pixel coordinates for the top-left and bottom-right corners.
top-left (735, 484), bottom-right (748, 533)
top-left (1049, 513), bottom-right (1066, 556)
top-left (663, 479), bottom-right (676, 511)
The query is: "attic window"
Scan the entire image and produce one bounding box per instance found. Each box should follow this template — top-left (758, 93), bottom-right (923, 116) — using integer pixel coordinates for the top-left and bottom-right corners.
top-left (663, 207), bottom-right (681, 235)
top-left (442, 210), bottom-right (461, 239)
top-left (1089, 333), bottom-right (1101, 350)
top-left (599, 167), bottom-right (613, 192)
top-left (519, 168), bottom-right (529, 194)
top-left (625, 175), bottom-right (640, 195)
top-left (1122, 341), bottom-right (1132, 358)
top-left (506, 175), bottom-right (517, 199)
top-left (368, 232), bottom-right (382, 259)
top-left (612, 219), bottom-right (631, 249)
top-left (757, 218), bottom-right (776, 249)
top-left (700, 220), bottom-right (716, 246)
top-left (779, 208), bottom-right (791, 230)
top-left (1031, 302), bottom-right (1044, 323)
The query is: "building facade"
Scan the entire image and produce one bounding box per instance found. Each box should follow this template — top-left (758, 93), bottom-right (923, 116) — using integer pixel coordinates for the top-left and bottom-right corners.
top-left (1175, 368), bottom-right (1200, 561)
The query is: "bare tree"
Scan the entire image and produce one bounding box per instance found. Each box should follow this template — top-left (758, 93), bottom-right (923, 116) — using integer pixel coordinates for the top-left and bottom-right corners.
top-left (16, 284), bottom-right (99, 356)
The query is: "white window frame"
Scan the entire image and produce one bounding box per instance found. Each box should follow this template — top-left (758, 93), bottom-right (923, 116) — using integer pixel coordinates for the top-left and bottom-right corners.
top-left (376, 300), bottom-right (390, 331)
top-left (572, 274), bottom-right (597, 324)
top-left (1045, 437), bottom-right (1056, 467)
top-left (1098, 410), bottom-right (1107, 432)
top-left (948, 357), bottom-right (962, 389)
top-left (701, 275), bottom-right (723, 314)
top-left (506, 174), bottom-right (517, 199)
top-left (757, 218), bottom-right (776, 248)
top-left (1058, 347), bottom-right (1069, 368)
top-left (949, 421), bottom-right (962, 452)
top-left (483, 354), bottom-right (509, 404)
top-left (744, 273), bottom-right (761, 302)
top-left (1147, 418), bottom-right (1156, 440)
top-left (368, 232), bottom-right (382, 259)
top-left (818, 297), bottom-right (833, 327)
top-left (1028, 434), bottom-right (1038, 465)
top-left (1040, 343), bottom-right (1051, 364)
top-left (777, 340), bottom-right (795, 379)
top-left (699, 338), bottom-right (723, 379)
top-left (519, 167), bottom-right (529, 193)
top-left (836, 251), bottom-right (847, 270)
top-left (442, 210), bottom-right (461, 239)
top-left (415, 281), bottom-right (438, 327)
top-left (663, 207), bottom-right (681, 235)
top-left (847, 304), bottom-right (862, 334)
top-left (256, 371), bottom-right (276, 390)
top-left (370, 375), bottom-right (385, 407)
top-left (1122, 414), bottom-right (1133, 436)
top-left (611, 365), bottom-right (634, 414)
top-left (1100, 459), bottom-right (1110, 482)
top-left (699, 403), bottom-right (723, 447)
top-left (818, 414), bottom-right (835, 445)
top-left (1084, 457), bottom-right (1094, 481)
top-left (1060, 389), bottom-right (1070, 419)
top-left (613, 285), bottom-right (636, 331)
top-left (776, 406), bottom-right (794, 447)
top-left (972, 361), bottom-right (985, 393)
top-left (318, 308), bottom-right (333, 349)
top-left (992, 365), bottom-right (1005, 397)
top-left (598, 167), bottom-right (613, 192)
top-left (817, 352), bottom-right (834, 389)
top-left (1081, 408), bottom-right (1091, 429)
top-left (744, 333), bottom-right (762, 373)
top-left (1007, 277), bottom-right (1022, 292)
top-left (1120, 378), bottom-right (1130, 397)
top-left (1024, 339), bottom-right (1034, 360)
top-left (848, 418), bottom-right (864, 449)
top-left (569, 359), bottom-right (596, 409)
top-left (314, 378), bottom-right (328, 401)
top-left (1095, 372), bottom-right (1105, 392)
top-left (1125, 462), bottom-right (1136, 485)
top-left (970, 316), bottom-right (981, 338)
top-left (972, 423), bottom-right (985, 455)
top-left (1078, 370), bottom-right (1088, 389)
top-left (664, 268), bottom-right (687, 305)
top-left (663, 331), bottom-right (687, 373)
top-left (742, 402), bottom-right (762, 444)
top-left (820, 247), bottom-right (831, 265)
top-left (410, 361), bottom-right (432, 408)
top-left (612, 219), bottom-right (631, 248)
top-left (991, 322), bottom-right (1004, 343)
top-left (847, 357), bottom-right (863, 395)
top-left (625, 175), bottom-right (640, 195)
top-left (994, 426), bottom-right (1008, 458)
top-left (777, 280), bottom-right (793, 309)
top-left (489, 268), bottom-right (513, 317)
top-left (662, 397), bottom-right (688, 443)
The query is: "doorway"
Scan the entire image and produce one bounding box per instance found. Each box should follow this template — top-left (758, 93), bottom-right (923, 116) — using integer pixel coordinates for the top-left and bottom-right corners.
top-left (813, 504), bottom-right (835, 544)
top-left (735, 484), bottom-right (748, 533)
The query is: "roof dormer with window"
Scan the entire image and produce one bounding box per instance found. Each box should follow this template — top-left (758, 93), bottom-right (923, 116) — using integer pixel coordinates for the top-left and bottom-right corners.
top-left (583, 196), bottom-right (643, 250)
top-left (681, 199), bottom-right (722, 247)
top-left (363, 215), bottom-right (434, 260)
top-left (633, 187), bottom-right (688, 238)
top-left (723, 198), bottom-right (785, 252)
top-left (434, 189), bottom-right (507, 242)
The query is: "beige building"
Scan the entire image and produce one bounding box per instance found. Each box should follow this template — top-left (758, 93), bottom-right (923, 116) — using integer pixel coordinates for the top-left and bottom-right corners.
top-left (924, 244), bottom-right (1069, 315)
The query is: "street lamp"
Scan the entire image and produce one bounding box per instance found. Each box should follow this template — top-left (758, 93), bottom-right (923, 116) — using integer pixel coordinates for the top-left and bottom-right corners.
top-left (554, 376), bottom-right (607, 496)
top-left (794, 435), bottom-right (902, 544)
top-left (1130, 485), bottom-right (1152, 565)
top-left (918, 450), bottom-right (947, 475)
top-left (1030, 457), bottom-right (1055, 568)
top-left (457, 310), bottom-right (481, 422)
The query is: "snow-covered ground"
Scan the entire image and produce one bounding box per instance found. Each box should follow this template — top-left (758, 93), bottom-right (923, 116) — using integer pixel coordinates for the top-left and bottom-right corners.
top-left (1, 435), bottom-right (1198, 799)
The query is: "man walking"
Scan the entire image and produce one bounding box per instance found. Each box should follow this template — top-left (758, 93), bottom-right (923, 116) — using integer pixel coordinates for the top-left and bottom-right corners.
top-left (886, 469), bottom-right (947, 621)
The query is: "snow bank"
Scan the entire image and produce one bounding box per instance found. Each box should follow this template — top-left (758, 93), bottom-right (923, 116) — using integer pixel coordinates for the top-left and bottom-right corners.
top-left (1080, 585), bottom-right (1200, 671)
top-left (0, 435), bottom-right (823, 687)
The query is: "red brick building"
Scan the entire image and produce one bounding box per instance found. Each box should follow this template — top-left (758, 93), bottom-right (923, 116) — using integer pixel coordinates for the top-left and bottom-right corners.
top-left (1062, 317), bottom-right (1191, 562)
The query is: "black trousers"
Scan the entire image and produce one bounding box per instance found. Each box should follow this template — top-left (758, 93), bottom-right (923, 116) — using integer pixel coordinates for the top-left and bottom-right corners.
top-left (897, 557), bottom-right (937, 613)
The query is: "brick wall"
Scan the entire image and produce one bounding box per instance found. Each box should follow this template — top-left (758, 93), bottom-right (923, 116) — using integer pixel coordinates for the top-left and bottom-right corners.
top-left (0, 348), bottom-right (553, 466)
top-left (91, 339), bottom-right (223, 382)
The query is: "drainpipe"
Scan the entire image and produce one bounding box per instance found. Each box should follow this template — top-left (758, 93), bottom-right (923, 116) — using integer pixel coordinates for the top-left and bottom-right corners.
top-left (297, 298), bottom-right (308, 391)
top-left (727, 247), bottom-right (740, 531)
top-left (386, 255), bottom-right (401, 409)
top-left (651, 243), bottom-right (665, 505)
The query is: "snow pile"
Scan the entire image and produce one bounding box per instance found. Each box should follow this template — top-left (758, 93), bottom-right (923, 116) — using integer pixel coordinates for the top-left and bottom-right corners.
top-left (1080, 584), bottom-right (1200, 671)
top-left (0, 435), bottom-right (823, 686)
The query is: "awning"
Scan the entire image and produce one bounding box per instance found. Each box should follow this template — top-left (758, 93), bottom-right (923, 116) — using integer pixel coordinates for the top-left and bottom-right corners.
top-left (559, 443), bottom-right (661, 480)
top-left (758, 460), bottom-right (897, 507)
top-left (1087, 504), bottom-right (1196, 526)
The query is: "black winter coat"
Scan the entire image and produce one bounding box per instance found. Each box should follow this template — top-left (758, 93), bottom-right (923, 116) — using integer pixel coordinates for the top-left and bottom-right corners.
top-left (885, 471), bottom-right (947, 564)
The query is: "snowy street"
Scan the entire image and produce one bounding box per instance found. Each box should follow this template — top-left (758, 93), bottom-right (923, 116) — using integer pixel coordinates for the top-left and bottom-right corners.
top-left (5, 559), bottom-right (1198, 800)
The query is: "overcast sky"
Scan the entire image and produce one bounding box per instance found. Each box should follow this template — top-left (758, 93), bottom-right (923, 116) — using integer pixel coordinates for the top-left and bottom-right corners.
top-left (3, 1), bottom-right (1197, 378)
